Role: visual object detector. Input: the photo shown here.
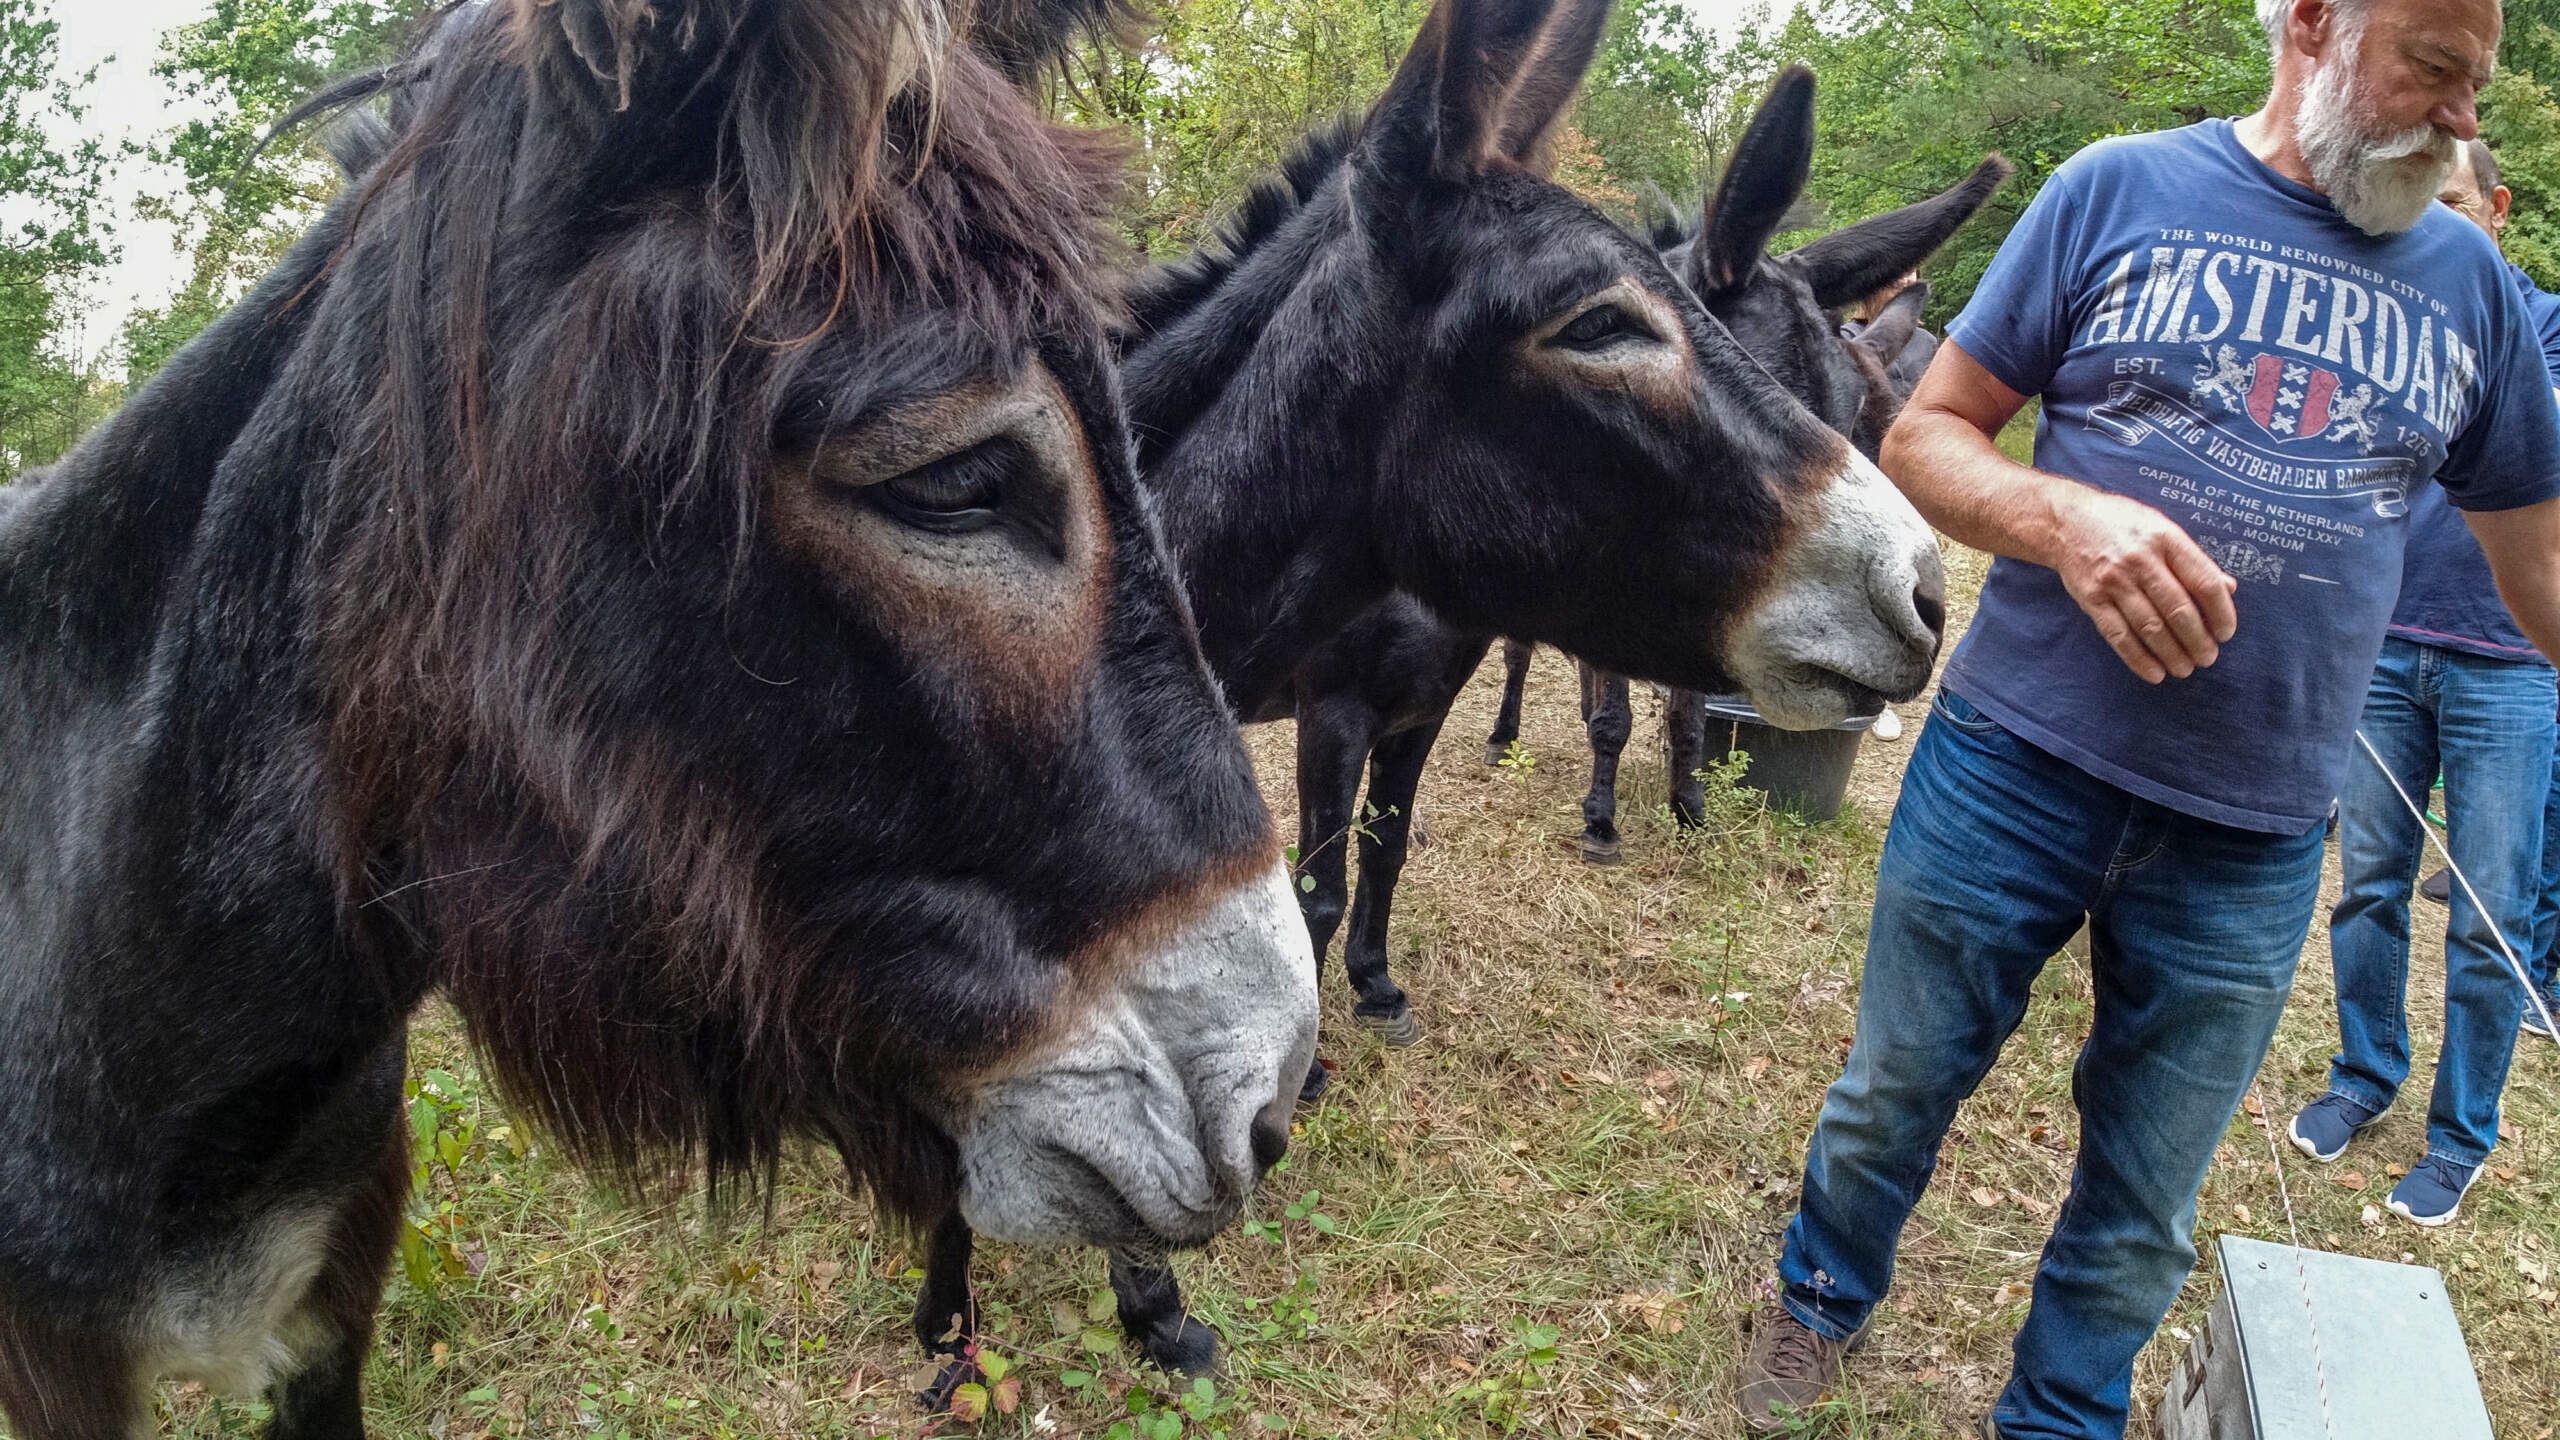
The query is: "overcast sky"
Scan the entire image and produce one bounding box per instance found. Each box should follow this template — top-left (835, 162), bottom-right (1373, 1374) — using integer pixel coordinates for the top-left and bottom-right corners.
top-left (52, 0), bottom-right (1796, 359)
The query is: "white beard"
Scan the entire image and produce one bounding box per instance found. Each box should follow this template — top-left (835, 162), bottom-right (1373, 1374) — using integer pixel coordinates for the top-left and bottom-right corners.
top-left (2292, 30), bottom-right (2456, 236)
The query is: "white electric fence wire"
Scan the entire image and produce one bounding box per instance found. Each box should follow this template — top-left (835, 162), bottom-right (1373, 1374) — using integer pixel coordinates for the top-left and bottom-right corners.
top-left (2246, 1081), bottom-right (2340, 1440)
top-left (2351, 729), bottom-right (2560, 1045)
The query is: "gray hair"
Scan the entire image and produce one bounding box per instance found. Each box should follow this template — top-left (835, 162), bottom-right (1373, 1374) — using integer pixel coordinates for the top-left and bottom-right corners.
top-left (2467, 138), bottom-right (2502, 192)
top-left (2257, 0), bottom-right (2372, 54)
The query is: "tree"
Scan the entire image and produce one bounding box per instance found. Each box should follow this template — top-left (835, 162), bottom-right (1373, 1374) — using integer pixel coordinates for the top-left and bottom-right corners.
top-left (1700, 0), bottom-right (2270, 321)
top-left (0, 0), bottom-right (114, 477)
top-left (119, 0), bottom-right (428, 385)
top-left (2481, 1), bottom-right (2560, 289)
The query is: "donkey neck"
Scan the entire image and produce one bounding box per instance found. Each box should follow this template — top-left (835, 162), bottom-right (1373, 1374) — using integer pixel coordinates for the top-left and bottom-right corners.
top-left (0, 211), bottom-right (342, 675)
top-left (1124, 177), bottom-right (1410, 720)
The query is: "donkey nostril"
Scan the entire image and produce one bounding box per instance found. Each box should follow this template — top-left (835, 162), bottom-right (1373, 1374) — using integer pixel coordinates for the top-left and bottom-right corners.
top-left (1249, 1113), bottom-right (1289, 1175)
top-left (1913, 581), bottom-right (1946, 640)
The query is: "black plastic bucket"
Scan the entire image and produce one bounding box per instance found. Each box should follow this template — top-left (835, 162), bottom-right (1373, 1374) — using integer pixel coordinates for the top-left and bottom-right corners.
top-left (1693, 694), bottom-right (1872, 822)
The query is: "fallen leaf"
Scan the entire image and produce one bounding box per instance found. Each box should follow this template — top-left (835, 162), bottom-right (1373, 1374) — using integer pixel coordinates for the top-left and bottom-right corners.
top-left (2028, 1124), bottom-right (2052, 1143)
top-left (431, 1342), bottom-right (450, 1368)
top-left (2007, 1188), bottom-right (2051, 1217)
top-left (2387, 1163), bottom-right (2410, 1178)
top-left (1742, 1056), bottom-right (1772, 1082)
top-left (2242, 1093), bottom-right (2265, 1117)
top-left (1989, 1282), bottom-right (2030, 1306)
top-left (2495, 1166), bottom-right (2517, 1182)
top-left (808, 1260), bottom-right (843, 1295)
top-left (2361, 1204), bottom-right (2384, 1227)
top-left (2338, 1171), bottom-right (2368, 1191)
top-left (2232, 1203), bottom-right (2253, 1225)
top-left (1645, 1069), bottom-right (1678, 1092)
top-left (1969, 1186), bottom-right (2000, 1208)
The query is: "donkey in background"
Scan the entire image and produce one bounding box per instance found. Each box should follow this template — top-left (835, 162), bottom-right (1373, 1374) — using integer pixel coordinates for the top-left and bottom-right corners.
top-left (1283, 69), bottom-right (2007, 1072)
top-left (0, 1), bottom-right (1321, 1434)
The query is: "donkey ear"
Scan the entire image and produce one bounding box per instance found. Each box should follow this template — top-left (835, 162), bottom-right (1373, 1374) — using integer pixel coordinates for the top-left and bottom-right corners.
top-left (1792, 153), bottom-right (2013, 310)
top-left (1851, 279), bottom-right (1928, 361)
top-left (1692, 66), bottom-right (1815, 298)
top-left (1367, 0), bottom-right (1558, 184)
top-left (1497, 0), bottom-right (1617, 176)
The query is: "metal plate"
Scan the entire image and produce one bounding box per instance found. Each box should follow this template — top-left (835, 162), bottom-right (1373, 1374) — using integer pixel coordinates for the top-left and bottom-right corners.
top-left (2213, 1233), bottom-right (2494, 1438)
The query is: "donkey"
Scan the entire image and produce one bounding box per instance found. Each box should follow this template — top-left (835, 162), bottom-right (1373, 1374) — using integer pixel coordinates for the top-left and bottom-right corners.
top-left (898, 10), bottom-right (1947, 1389)
top-left (1504, 73), bottom-right (2011, 862)
top-left (1275, 69), bottom-right (2005, 1070)
top-left (0, 2), bottom-right (1319, 1435)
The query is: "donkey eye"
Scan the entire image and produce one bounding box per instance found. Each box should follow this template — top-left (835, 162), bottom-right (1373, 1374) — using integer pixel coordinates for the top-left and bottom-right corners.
top-left (1552, 304), bottom-right (1651, 352)
top-left (873, 438), bottom-right (1018, 532)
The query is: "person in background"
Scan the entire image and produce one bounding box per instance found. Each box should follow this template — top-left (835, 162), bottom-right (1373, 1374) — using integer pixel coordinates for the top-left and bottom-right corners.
top-left (2290, 138), bottom-right (2560, 1228)
top-left (1741, 1), bottom-right (2560, 1436)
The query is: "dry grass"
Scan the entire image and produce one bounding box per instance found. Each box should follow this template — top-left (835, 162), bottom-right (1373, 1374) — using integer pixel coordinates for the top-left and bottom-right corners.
top-left (133, 540), bottom-right (2560, 1438)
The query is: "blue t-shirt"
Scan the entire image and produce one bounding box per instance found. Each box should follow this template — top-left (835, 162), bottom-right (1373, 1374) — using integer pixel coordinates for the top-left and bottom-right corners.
top-left (1943, 119), bottom-right (2560, 833)
top-left (2383, 262), bottom-right (2560, 663)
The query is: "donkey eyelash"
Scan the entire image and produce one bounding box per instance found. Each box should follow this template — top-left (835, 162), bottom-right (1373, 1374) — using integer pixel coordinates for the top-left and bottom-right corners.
top-left (870, 437), bottom-right (1019, 533)
top-left (1550, 304), bottom-right (1653, 352)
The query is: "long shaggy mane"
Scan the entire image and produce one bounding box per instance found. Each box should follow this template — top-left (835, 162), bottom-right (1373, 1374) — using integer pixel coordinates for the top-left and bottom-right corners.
top-left (274, 0), bottom-right (1126, 1215)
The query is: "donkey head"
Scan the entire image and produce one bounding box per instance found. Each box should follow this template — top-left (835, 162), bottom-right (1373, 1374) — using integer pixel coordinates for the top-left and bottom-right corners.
top-left (1674, 66), bottom-right (2011, 457)
top-left (1843, 280), bottom-right (1933, 455)
top-left (299, 0), bottom-right (1311, 1252)
top-left (1348, 0), bottom-right (1945, 726)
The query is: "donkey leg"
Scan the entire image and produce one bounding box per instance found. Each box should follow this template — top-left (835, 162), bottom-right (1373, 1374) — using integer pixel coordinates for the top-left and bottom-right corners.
top-left (1342, 719), bottom-right (1445, 1047)
top-left (912, 1212), bottom-right (980, 1412)
top-left (264, 1111), bottom-right (410, 1440)
top-left (1485, 638), bottom-right (1536, 764)
top-left (1577, 665), bottom-right (1633, 864)
top-left (0, 1312), bottom-right (145, 1440)
top-left (1662, 687), bottom-right (1715, 831)
top-left (1294, 692), bottom-right (1382, 1102)
top-left (1107, 1253), bottom-right (1217, 1376)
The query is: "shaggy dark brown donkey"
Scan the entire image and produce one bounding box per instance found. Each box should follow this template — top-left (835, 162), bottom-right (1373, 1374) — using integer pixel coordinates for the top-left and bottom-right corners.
top-left (0, 2), bottom-right (1314, 1435)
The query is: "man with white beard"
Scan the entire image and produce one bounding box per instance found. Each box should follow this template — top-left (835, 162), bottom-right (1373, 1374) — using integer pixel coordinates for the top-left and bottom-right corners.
top-left (1742, 2), bottom-right (2560, 1436)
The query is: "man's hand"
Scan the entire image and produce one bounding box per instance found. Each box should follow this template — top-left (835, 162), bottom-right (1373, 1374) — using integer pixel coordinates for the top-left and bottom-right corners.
top-left (1882, 342), bottom-right (2239, 684)
top-left (2047, 487), bottom-right (2239, 683)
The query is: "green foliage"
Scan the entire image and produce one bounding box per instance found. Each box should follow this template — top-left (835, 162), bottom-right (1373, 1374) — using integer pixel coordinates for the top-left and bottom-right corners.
top-left (1701, 0), bottom-right (2270, 323)
top-left (2483, 3), bottom-right (2560, 290)
top-left (1052, 0), bottom-right (1429, 252)
top-left (120, 0), bottom-right (430, 384)
top-left (0, 0), bottom-right (115, 478)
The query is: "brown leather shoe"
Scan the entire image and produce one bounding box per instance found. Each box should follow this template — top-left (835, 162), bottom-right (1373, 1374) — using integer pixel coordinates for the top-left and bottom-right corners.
top-left (1740, 1303), bottom-right (1864, 1430)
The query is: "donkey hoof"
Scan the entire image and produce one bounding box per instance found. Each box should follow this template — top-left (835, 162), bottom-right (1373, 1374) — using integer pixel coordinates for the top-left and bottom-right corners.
top-left (916, 1355), bottom-right (979, 1413)
top-left (1485, 740), bottom-right (1511, 766)
top-left (1137, 1314), bottom-right (1221, 1376)
top-left (1357, 1007), bottom-right (1419, 1048)
top-left (1298, 1056), bottom-right (1332, 1103)
top-left (1580, 835), bottom-right (1623, 866)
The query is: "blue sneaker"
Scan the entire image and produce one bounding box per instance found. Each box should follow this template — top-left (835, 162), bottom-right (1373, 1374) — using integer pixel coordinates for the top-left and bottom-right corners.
top-left (2287, 1093), bottom-right (2380, 1163)
top-left (2523, 994), bottom-right (2559, 1040)
top-left (2385, 1155), bottom-right (2480, 1228)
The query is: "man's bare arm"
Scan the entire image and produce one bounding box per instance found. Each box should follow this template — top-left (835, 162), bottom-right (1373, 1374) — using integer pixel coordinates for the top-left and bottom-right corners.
top-left (1880, 342), bottom-right (2238, 683)
top-left (2467, 497), bottom-right (2560, 662)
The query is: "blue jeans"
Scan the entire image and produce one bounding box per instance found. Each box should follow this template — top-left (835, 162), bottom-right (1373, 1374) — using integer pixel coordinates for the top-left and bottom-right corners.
top-left (2329, 637), bottom-right (2555, 1163)
top-left (1778, 688), bottom-right (2322, 1440)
